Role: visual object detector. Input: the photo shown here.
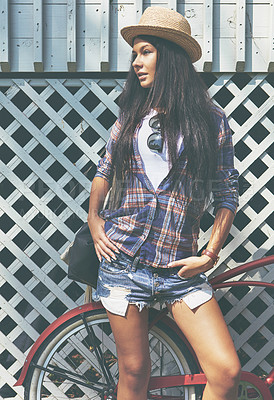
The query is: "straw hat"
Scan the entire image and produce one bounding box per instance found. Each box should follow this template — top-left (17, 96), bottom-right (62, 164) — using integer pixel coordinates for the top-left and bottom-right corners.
top-left (120, 7), bottom-right (202, 63)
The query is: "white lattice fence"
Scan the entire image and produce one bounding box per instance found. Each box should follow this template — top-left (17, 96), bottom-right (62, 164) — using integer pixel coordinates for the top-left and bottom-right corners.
top-left (0, 75), bottom-right (273, 399)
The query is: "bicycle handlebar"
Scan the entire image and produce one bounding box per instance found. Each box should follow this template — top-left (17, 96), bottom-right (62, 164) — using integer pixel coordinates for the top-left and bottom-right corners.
top-left (209, 255), bottom-right (274, 285)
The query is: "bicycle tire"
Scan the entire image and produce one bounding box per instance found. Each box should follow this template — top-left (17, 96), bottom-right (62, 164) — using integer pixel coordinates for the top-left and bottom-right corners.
top-left (24, 308), bottom-right (199, 400)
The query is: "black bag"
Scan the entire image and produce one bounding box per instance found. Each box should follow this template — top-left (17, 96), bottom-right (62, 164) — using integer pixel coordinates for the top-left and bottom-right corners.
top-left (60, 188), bottom-right (113, 288)
top-left (61, 222), bottom-right (99, 288)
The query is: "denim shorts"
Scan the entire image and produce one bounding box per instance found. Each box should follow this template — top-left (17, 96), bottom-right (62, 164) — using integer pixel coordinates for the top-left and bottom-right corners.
top-left (94, 251), bottom-right (213, 316)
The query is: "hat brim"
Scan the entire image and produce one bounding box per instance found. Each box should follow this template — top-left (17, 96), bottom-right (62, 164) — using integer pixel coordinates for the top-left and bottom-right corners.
top-left (121, 25), bottom-right (202, 63)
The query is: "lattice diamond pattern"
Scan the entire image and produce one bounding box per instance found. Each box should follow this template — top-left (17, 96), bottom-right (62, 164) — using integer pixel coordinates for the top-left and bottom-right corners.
top-left (0, 75), bottom-right (273, 399)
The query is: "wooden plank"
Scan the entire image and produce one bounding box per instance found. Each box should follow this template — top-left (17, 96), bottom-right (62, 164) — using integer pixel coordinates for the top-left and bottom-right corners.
top-left (168, 0), bottom-right (177, 11)
top-left (236, 0), bottom-right (246, 71)
top-left (0, 0), bottom-right (10, 72)
top-left (10, 4), bottom-right (33, 37)
top-left (101, 0), bottom-right (110, 72)
top-left (44, 3), bottom-right (67, 38)
top-left (33, 0), bottom-right (43, 72)
top-left (135, 0), bottom-right (143, 20)
top-left (213, 38), bottom-right (236, 71)
top-left (269, 0), bottom-right (274, 71)
top-left (67, 0), bottom-right (77, 72)
top-left (203, 0), bottom-right (213, 71)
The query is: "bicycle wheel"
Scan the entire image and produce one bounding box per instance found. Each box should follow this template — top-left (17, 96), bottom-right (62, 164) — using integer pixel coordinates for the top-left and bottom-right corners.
top-left (237, 379), bottom-right (267, 400)
top-left (24, 308), bottom-right (199, 400)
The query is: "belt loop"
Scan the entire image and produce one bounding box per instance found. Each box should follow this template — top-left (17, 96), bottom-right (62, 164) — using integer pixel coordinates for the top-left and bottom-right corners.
top-left (132, 255), bottom-right (140, 272)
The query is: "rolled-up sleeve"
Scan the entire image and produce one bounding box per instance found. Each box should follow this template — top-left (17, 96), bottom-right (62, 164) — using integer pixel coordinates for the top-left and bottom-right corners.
top-left (94, 118), bottom-right (121, 183)
top-left (212, 113), bottom-right (239, 215)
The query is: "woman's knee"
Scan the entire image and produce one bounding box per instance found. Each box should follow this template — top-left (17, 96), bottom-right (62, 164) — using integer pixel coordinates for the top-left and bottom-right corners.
top-left (223, 360), bottom-right (241, 383)
top-left (208, 357), bottom-right (241, 388)
top-left (119, 357), bottom-right (151, 384)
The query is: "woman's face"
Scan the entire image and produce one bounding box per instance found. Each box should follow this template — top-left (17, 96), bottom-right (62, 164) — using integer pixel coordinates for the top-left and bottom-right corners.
top-left (132, 38), bottom-right (157, 88)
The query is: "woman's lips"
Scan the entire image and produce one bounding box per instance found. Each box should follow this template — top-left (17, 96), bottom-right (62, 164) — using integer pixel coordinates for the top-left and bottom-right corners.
top-left (138, 73), bottom-right (147, 81)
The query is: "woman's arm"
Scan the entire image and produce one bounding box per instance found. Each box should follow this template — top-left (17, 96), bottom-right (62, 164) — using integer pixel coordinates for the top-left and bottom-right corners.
top-left (88, 176), bottom-right (119, 262)
top-left (206, 207), bottom-right (235, 256)
top-left (167, 207), bottom-right (235, 277)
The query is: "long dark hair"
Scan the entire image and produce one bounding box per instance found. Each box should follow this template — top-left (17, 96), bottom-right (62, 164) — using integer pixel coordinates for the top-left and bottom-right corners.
top-left (110, 35), bottom-right (218, 208)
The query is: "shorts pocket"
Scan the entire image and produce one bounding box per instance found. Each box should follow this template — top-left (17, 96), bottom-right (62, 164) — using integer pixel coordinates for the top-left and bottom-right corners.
top-left (176, 272), bottom-right (187, 281)
top-left (176, 272), bottom-right (200, 282)
top-left (177, 272), bottom-right (201, 286)
top-left (100, 257), bottom-right (130, 275)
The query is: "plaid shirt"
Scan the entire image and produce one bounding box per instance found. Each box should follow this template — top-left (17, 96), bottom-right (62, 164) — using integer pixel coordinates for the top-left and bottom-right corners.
top-left (95, 107), bottom-right (239, 268)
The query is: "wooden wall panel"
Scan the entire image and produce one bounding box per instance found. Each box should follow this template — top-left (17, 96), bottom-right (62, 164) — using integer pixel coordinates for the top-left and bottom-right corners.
top-left (1, 0), bottom-right (274, 72)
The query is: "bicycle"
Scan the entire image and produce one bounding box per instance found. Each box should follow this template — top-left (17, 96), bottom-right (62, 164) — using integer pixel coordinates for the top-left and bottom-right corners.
top-left (15, 255), bottom-right (274, 400)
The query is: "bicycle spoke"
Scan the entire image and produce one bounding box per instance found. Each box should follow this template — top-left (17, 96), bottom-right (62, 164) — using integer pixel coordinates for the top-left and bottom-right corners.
top-left (32, 362), bottom-right (107, 392)
top-left (81, 314), bottom-right (116, 387)
top-left (38, 320), bottom-right (118, 399)
top-left (149, 332), bottom-right (188, 399)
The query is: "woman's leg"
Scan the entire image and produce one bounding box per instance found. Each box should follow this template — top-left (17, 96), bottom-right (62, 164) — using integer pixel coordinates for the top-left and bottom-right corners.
top-left (168, 296), bottom-right (241, 400)
top-left (107, 304), bottom-right (151, 400)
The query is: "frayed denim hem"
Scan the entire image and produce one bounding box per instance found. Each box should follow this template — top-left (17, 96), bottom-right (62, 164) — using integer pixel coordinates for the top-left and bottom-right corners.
top-left (129, 301), bottom-right (149, 312)
top-left (129, 293), bottom-right (191, 312)
top-left (129, 296), bottom-right (185, 312)
top-left (165, 296), bottom-right (186, 305)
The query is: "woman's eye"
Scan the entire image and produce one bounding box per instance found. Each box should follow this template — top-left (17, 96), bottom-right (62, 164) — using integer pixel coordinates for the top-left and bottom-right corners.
top-left (143, 50), bottom-right (151, 55)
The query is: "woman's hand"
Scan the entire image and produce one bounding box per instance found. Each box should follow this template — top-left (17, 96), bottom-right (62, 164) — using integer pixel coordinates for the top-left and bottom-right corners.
top-left (88, 215), bottom-right (119, 262)
top-left (167, 255), bottom-right (214, 279)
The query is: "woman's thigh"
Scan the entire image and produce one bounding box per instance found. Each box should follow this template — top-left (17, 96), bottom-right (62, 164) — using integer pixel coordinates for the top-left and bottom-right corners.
top-left (107, 304), bottom-right (150, 369)
top-left (168, 296), bottom-right (240, 380)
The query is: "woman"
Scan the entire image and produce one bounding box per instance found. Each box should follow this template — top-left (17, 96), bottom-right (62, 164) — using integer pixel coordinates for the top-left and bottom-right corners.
top-left (88, 7), bottom-right (241, 400)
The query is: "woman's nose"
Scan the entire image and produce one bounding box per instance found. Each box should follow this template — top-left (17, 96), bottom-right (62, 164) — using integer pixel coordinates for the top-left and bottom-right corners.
top-left (132, 55), bottom-right (142, 68)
